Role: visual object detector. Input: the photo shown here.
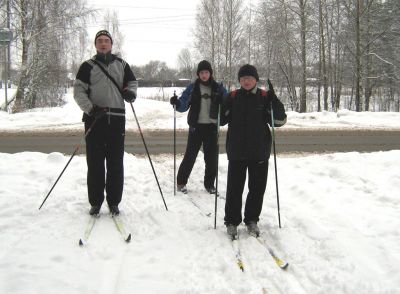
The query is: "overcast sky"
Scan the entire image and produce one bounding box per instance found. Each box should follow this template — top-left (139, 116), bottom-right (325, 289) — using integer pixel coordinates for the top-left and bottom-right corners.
top-left (86, 0), bottom-right (198, 68)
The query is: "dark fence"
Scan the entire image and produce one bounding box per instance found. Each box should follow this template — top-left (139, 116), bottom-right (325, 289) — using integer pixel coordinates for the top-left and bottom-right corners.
top-left (137, 79), bottom-right (191, 87)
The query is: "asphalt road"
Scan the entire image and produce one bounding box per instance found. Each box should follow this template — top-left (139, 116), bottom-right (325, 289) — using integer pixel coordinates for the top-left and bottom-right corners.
top-left (1, 128), bottom-right (399, 154)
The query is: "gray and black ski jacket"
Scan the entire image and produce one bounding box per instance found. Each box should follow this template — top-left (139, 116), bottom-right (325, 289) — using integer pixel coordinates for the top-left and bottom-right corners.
top-left (73, 54), bottom-right (138, 116)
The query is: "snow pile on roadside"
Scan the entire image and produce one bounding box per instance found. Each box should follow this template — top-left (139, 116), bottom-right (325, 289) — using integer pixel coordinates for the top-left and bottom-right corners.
top-left (1, 88), bottom-right (400, 132)
top-left (287, 109), bottom-right (400, 129)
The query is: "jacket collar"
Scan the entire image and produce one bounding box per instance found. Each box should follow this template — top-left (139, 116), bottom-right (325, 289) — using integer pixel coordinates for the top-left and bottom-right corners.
top-left (94, 51), bottom-right (114, 65)
top-left (240, 86), bottom-right (258, 95)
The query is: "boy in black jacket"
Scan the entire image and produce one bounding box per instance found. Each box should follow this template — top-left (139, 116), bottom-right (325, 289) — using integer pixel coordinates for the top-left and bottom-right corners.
top-left (220, 64), bottom-right (287, 239)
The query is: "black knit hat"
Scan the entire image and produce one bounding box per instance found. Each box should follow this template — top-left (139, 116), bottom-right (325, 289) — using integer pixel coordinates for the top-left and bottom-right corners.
top-left (238, 64), bottom-right (259, 81)
top-left (197, 60), bottom-right (213, 76)
top-left (95, 30), bottom-right (113, 44)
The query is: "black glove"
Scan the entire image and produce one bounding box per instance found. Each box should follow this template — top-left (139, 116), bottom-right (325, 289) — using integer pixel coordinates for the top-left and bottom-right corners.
top-left (89, 105), bottom-right (107, 119)
top-left (122, 89), bottom-right (136, 103)
top-left (170, 95), bottom-right (180, 107)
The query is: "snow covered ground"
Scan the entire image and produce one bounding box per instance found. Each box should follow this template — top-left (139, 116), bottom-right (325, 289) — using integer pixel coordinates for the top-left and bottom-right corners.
top-left (0, 88), bottom-right (399, 293)
top-left (0, 151), bottom-right (399, 294)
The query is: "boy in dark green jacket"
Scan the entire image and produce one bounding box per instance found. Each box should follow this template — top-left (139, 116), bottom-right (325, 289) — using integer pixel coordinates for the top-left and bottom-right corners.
top-left (220, 64), bottom-right (287, 239)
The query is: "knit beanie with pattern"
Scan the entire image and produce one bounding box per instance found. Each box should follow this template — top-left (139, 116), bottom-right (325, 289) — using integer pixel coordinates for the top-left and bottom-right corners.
top-left (94, 30), bottom-right (113, 44)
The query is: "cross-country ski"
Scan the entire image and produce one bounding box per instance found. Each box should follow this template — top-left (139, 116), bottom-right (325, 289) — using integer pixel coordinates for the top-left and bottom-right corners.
top-left (78, 215), bottom-right (98, 246)
top-left (78, 213), bottom-right (131, 246)
top-left (254, 235), bottom-right (289, 270)
top-left (111, 214), bottom-right (132, 242)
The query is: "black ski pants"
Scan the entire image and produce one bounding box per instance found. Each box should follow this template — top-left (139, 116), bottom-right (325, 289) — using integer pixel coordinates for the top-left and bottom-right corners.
top-left (177, 124), bottom-right (218, 189)
top-left (84, 115), bottom-right (125, 207)
top-left (224, 159), bottom-right (268, 226)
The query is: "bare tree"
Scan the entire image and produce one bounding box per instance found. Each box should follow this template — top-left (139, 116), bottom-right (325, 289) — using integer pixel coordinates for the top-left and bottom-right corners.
top-left (177, 48), bottom-right (194, 80)
top-left (222, 0), bottom-right (245, 87)
top-left (194, 0), bottom-right (223, 76)
top-left (255, 0), bottom-right (301, 110)
top-left (261, 0), bottom-right (400, 112)
top-left (11, 0), bottom-right (93, 112)
top-left (194, 0), bottom-right (246, 84)
top-left (102, 10), bottom-right (124, 57)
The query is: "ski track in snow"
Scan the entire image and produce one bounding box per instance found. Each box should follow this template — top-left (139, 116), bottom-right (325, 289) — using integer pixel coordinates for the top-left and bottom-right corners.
top-left (0, 151), bottom-right (399, 293)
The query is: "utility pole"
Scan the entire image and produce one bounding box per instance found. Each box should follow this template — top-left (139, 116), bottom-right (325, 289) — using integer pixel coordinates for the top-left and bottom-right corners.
top-left (5, 0), bottom-right (11, 112)
top-left (7, 0), bottom-right (11, 77)
top-left (1, 0), bottom-right (12, 112)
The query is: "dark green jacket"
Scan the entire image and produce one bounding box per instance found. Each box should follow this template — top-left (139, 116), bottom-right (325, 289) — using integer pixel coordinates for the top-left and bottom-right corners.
top-left (221, 87), bottom-right (287, 161)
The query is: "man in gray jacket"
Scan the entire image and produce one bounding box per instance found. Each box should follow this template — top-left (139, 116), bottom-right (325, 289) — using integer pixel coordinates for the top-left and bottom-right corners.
top-left (74, 30), bottom-right (138, 216)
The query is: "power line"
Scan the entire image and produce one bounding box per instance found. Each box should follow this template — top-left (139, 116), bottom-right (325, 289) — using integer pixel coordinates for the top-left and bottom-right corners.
top-left (124, 39), bottom-right (188, 45)
top-left (118, 18), bottom-right (194, 26)
top-left (87, 15), bottom-right (195, 29)
top-left (89, 4), bottom-right (194, 11)
top-left (86, 23), bottom-right (190, 30)
top-left (118, 14), bottom-right (195, 22)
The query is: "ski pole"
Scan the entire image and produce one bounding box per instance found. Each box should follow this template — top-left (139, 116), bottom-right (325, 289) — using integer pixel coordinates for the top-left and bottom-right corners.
top-left (129, 102), bottom-right (168, 211)
top-left (214, 104), bottom-right (221, 229)
top-left (268, 79), bottom-right (281, 228)
top-left (271, 106), bottom-right (281, 228)
top-left (173, 90), bottom-right (177, 196)
top-left (39, 116), bottom-right (99, 210)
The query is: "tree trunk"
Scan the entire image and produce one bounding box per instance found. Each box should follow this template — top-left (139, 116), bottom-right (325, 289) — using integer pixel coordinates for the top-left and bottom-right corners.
top-left (355, 0), bottom-right (362, 112)
top-left (12, 0), bottom-right (29, 113)
top-left (364, 0), bottom-right (372, 111)
top-left (319, 0), bottom-right (328, 111)
top-left (299, 0), bottom-right (307, 113)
